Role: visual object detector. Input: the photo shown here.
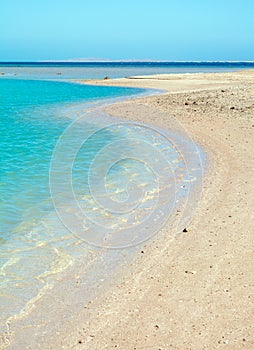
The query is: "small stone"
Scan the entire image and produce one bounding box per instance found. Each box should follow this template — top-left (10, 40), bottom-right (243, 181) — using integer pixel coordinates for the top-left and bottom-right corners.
top-left (230, 106), bottom-right (235, 110)
top-left (185, 102), bottom-right (189, 105)
top-left (155, 324), bottom-right (159, 329)
top-left (183, 228), bottom-right (188, 232)
top-left (221, 89), bottom-right (225, 92)
top-left (141, 250), bottom-right (144, 254)
top-left (104, 76), bottom-right (110, 80)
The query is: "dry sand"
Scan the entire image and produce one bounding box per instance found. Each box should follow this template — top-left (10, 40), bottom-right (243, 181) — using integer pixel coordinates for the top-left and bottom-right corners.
top-left (5, 70), bottom-right (253, 350)
top-left (60, 70), bottom-right (253, 349)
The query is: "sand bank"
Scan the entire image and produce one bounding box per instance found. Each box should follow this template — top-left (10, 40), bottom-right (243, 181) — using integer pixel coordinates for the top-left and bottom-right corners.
top-left (64, 70), bottom-right (253, 349)
top-left (5, 70), bottom-right (254, 349)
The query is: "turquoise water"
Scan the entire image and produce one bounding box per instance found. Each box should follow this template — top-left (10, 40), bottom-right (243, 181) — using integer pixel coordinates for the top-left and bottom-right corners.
top-left (0, 79), bottom-right (144, 331)
top-left (0, 79), bottom-right (141, 236)
top-left (0, 77), bottom-right (204, 344)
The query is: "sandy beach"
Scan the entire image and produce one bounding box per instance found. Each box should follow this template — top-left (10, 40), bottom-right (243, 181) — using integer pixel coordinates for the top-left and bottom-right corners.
top-left (2, 0), bottom-right (254, 348)
top-left (3, 70), bottom-right (253, 350)
top-left (58, 70), bottom-right (254, 349)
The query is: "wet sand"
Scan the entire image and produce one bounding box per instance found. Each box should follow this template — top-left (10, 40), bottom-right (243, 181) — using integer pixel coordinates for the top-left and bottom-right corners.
top-left (4, 70), bottom-right (254, 349)
top-left (64, 70), bottom-right (253, 349)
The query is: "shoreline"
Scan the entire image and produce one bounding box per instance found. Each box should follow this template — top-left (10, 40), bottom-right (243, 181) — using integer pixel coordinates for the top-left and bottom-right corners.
top-left (69, 70), bottom-right (253, 349)
top-left (4, 70), bottom-right (254, 349)
top-left (3, 79), bottom-right (205, 349)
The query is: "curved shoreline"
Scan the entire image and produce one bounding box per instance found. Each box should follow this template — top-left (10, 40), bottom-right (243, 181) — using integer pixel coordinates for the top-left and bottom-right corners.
top-left (63, 70), bottom-right (253, 349)
top-left (2, 80), bottom-right (205, 349)
top-left (0, 84), bottom-right (150, 348)
top-left (4, 70), bottom-right (254, 349)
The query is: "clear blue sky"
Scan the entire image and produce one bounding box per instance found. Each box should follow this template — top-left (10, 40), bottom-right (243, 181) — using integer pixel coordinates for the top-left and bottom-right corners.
top-left (1, 0), bottom-right (253, 61)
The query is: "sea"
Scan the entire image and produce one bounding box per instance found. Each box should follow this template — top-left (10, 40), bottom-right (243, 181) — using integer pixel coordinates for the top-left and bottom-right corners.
top-left (0, 61), bottom-right (252, 347)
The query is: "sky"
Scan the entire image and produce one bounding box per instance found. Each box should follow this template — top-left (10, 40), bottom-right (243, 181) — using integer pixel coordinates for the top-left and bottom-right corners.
top-left (1, 0), bottom-right (254, 61)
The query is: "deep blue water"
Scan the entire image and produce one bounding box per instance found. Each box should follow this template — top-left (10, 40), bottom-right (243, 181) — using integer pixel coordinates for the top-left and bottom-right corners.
top-left (1, 61), bottom-right (254, 67)
top-left (1, 61), bottom-right (253, 80)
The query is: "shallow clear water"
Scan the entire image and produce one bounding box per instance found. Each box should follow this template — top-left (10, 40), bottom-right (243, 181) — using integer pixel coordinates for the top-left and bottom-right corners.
top-left (0, 78), bottom-right (143, 331)
top-left (0, 76), bottom-right (204, 344)
top-left (0, 79), bottom-right (142, 236)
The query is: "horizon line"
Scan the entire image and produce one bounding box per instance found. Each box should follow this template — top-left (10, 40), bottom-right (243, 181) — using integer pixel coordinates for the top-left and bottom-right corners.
top-left (1, 60), bottom-right (254, 63)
